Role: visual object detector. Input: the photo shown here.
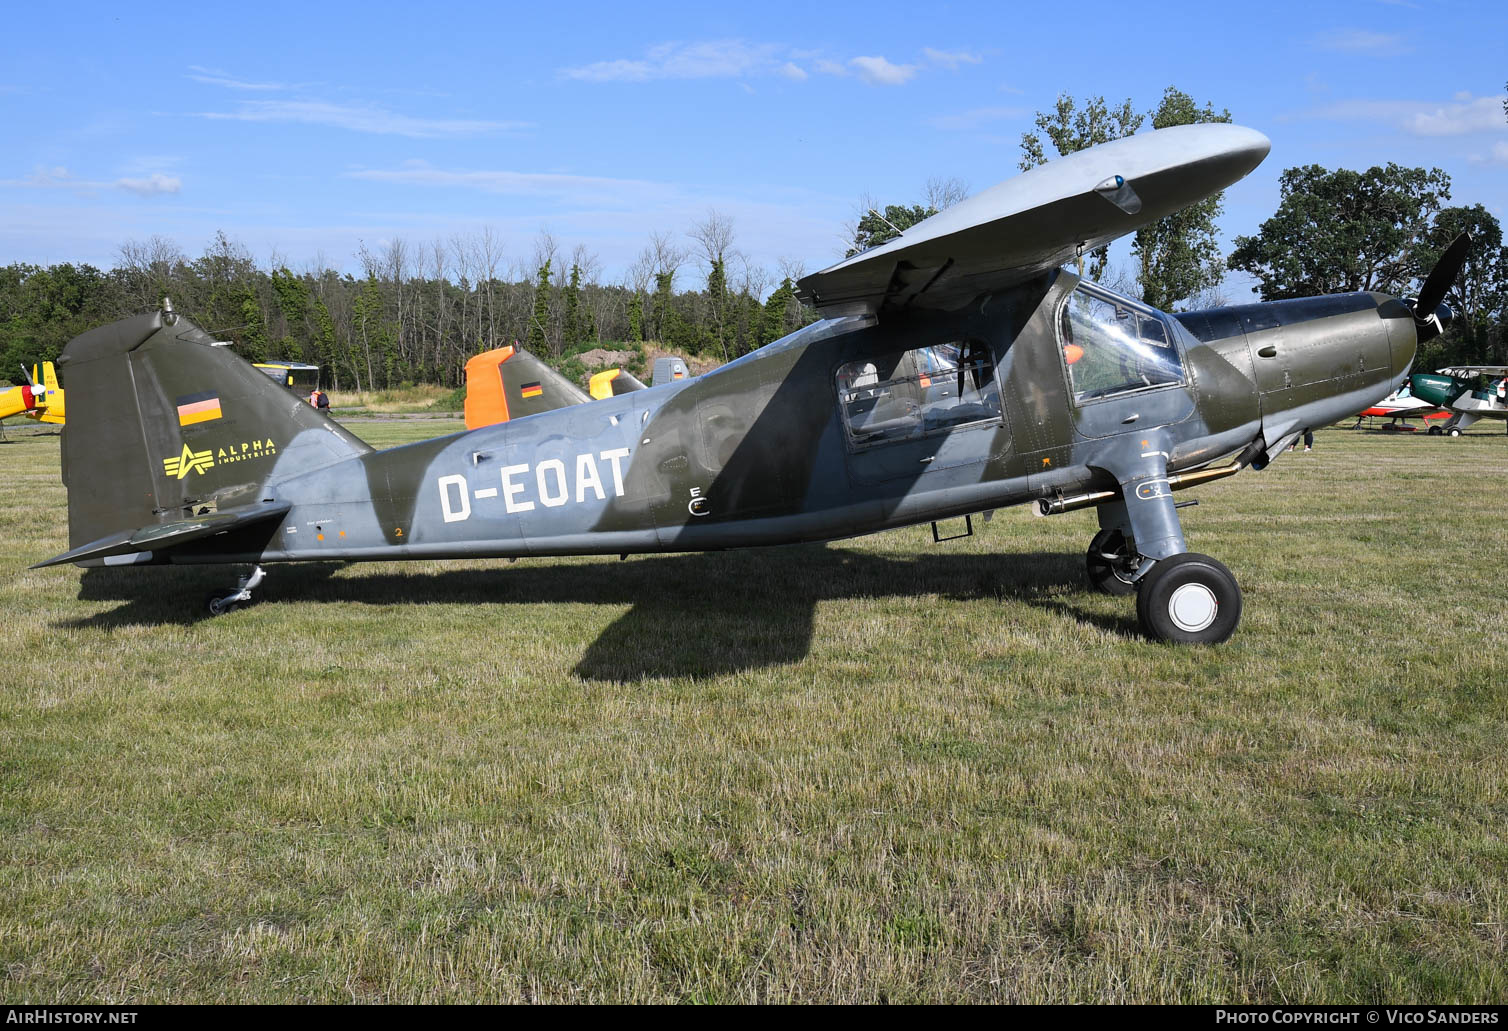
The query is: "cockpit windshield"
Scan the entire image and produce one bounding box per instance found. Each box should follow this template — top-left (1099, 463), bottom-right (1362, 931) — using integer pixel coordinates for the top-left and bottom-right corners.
top-left (1057, 284), bottom-right (1184, 403)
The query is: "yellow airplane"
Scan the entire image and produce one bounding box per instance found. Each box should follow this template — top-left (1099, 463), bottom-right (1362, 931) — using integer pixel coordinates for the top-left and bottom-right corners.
top-left (0, 363), bottom-right (65, 425)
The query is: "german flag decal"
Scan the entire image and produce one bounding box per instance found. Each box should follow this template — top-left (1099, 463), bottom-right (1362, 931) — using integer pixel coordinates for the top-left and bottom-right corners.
top-left (176, 390), bottom-right (223, 426)
top-left (519, 381), bottom-right (543, 399)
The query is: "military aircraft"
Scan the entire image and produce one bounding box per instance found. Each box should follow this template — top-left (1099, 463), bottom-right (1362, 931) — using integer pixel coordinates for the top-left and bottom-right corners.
top-left (0, 363), bottom-right (65, 426)
top-left (33, 123), bottom-right (1470, 644)
top-left (1408, 366), bottom-right (1508, 435)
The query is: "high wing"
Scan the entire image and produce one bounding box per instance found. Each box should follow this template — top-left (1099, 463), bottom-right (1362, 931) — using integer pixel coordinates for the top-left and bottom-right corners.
top-left (797, 123), bottom-right (1270, 317)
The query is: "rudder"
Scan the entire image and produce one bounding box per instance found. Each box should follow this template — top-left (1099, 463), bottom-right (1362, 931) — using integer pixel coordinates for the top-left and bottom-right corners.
top-left (57, 307), bottom-right (371, 551)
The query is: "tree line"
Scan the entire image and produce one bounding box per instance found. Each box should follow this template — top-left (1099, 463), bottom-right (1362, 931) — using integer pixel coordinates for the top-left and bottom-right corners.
top-left (0, 217), bottom-right (815, 392)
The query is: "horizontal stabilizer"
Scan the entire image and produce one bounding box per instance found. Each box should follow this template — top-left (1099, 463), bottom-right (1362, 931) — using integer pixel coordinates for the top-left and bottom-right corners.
top-left (797, 123), bottom-right (1270, 316)
top-left (33, 500), bottom-right (290, 568)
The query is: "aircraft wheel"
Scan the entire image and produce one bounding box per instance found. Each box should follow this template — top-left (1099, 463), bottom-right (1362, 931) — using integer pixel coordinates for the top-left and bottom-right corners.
top-left (1136, 553), bottom-right (1241, 645)
top-left (206, 591), bottom-right (243, 616)
top-left (1428, 426), bottom-right (1443, 436)
top-left (1086, 528), bottom-right (1138, 596)
top-left (1448, 427), bottom-right (1462, 437)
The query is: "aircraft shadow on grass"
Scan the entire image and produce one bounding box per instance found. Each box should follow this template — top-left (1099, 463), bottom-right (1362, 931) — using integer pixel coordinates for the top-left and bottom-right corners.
top-left (68, 544), bottom-right (1136, 680)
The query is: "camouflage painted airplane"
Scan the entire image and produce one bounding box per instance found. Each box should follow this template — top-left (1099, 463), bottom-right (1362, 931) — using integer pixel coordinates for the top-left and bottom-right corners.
top-left (33, 123), bottom-right (1470, 643)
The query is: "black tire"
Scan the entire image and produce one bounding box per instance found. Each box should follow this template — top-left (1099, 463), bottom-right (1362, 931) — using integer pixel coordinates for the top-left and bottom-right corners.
top-left (205, 592), bottom-right (240, 616)
top-left (1136, 553), bottom-right (1242, 645)
top-left (1448, 427), bottom-right (1463, 437)
top-left (1086, 527), bottom-right (1138, 596)
top-left (1428, 426), bottom-right (1443, 436)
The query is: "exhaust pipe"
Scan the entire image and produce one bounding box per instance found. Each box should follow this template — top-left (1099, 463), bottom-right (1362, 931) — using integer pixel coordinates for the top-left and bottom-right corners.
top-left (1036, 460), bottom-right (1247, 516)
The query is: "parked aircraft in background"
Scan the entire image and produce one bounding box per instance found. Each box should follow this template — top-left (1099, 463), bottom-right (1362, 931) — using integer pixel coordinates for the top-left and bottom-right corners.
top-left (1351, 385), bottom-right (1450, 431)
top-left (33, 124), bottom-right (1470, 644)
top-left (1409, 366), bottom-right (1508, 435)
top-left (0, 363), bottom-right (65, 427)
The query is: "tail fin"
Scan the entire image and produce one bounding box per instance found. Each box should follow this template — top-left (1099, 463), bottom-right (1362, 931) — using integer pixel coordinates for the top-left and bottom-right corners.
top-left (463, 345), bottom-right (589, 429)
top-left (55, 308), bottom-right (371, 553)
top-left (589, 367), bottom-right (647, 399)
top-left (34, 361), bottom-right (64, 423)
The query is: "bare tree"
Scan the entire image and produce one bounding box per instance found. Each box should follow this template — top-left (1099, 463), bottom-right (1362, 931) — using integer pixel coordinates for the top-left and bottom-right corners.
top-left (924, 175), bottom-right (971, 212)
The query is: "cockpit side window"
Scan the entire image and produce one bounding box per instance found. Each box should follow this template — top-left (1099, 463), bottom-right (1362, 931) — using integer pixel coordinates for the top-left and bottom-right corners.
top-left (1057, 286), bottom-right (1184, 403)
top-left (836, 339), bottom-right (999, 448)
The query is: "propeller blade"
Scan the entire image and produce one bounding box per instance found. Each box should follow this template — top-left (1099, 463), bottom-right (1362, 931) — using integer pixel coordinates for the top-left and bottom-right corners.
top-left (1415, 232), bottom-right (1472, 319)
top-left (20, 364), bottom-right (34, 386)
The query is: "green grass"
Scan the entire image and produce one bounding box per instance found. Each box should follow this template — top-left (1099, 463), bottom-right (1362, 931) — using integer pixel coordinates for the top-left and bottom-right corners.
top-left (1, 419), bottom-right (1505, 1003)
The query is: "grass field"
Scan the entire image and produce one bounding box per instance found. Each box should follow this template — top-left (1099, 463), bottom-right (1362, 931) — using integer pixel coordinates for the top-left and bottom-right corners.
top-left (1, 418), bottom-right (1505, 1003)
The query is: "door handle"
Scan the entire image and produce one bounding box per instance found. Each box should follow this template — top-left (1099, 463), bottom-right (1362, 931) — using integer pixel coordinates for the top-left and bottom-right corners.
top-left (1257, 345), bottom-right (1278, 358)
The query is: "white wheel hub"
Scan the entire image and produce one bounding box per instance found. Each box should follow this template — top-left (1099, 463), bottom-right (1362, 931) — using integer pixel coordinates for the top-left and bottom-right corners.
top-left (1168, 582), bottom-right (1218, 633)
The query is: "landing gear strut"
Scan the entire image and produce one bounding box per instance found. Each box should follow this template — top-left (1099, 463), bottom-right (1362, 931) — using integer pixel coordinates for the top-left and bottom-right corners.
top-left (1086, 446), bottom-right (1244, 644)
top-left (206, 565), bottom-right (265, 616)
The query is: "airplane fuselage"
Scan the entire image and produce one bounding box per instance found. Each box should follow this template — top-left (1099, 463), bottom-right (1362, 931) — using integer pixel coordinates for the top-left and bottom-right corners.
top-left (167, 271), bottom-right (1417, 568)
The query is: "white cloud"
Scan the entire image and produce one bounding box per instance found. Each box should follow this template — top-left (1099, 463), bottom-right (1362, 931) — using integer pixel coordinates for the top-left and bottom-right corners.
top-left (1, 165), bottom-right (181, 196)
top-left (814, 59), bottom-right (849, 78)
top-left (117, 174), bottom-right (181, 196)
top-left (195, 100), bottom-right (528, 138)
top-left (777, 62), bottom-right (807, 81)
top-left (186, 65), bottom-right (306, 91)
top-left (929, 106), bottom-right (1024, 131)
top-left (344, 161), bottom-right (672, 206)
top-left (1311, 29), bottom-right (1411, 55)
top-left (1311, 94), bottom-right (1508, 136)
top-left (561, 40), bottom-right (783, 82)
top-left (849, 56), bottom-right (917, 86)
top-left (1470, 141), bottom-right (1508, 166)
top-left (923, 48), bottom-right (981, 70)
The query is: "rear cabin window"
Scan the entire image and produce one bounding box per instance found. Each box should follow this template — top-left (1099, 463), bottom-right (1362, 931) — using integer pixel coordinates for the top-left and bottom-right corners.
top-left (836, 340), bottom-right (999, 448)
top-left (1058, 288), bottom-right (1183, 403)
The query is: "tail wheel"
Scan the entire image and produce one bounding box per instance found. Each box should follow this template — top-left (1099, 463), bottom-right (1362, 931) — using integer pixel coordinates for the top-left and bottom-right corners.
top-left (1086, 527), bottom-right (1138, 596)
top-left (1136, 553), bottom-right (1242, 644)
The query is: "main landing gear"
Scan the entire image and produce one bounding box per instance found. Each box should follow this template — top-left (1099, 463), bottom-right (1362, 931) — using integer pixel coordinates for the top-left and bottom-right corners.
top-left (1087, 525), bottom-right (1242, 644)
top-left (1084, 454), bottom-right (1243, 644)
top-left (206, 565), bottom-right (266, 616)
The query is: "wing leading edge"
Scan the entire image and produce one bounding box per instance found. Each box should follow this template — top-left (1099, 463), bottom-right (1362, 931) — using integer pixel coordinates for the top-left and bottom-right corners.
top-left (797, 123), bottom-right (1271, 317)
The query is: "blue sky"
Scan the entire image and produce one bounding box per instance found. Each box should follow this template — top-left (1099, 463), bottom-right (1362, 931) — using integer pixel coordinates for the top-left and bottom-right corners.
top-left (2, 0), bottom-right (1504, 299)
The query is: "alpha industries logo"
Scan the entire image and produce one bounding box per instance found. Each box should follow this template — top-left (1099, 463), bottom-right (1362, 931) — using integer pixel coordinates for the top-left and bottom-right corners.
top-left (214, 438), bottom-right (278, 466)
top-left (163, 444), bottom-right (214, 479)
top-left (162, 439), bottom-right (278, 479)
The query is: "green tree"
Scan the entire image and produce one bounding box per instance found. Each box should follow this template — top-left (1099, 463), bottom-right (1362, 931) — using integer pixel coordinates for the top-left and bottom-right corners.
top-left (528, 259), bottom-right (552, 353)
top-left (1019, 93), bottom-right (1144, 280)
top-left (705, 257), bottom-right (728, 360)
top-left (1413, 204), bottom-right (1506, 369)
top-left (1230, 164), bottom-right (1452, 299)
top-left (562, 263), bottom-right (583, 351)
top-left (1132, 88), bottom-right (1232, 310)
top-left (760, 277), bottom-right (795, 347)
top-left (650, 270), bottom-right (676, 343)
top-left (846, 204), bottom-right (935, 257)
top-left (626, 293), bottom-right (644, 342)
